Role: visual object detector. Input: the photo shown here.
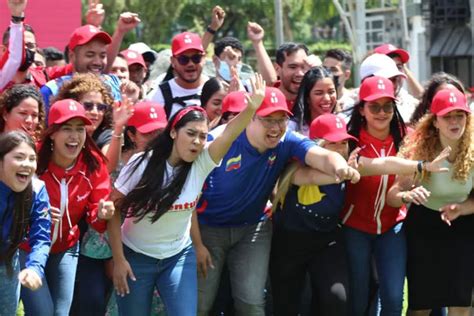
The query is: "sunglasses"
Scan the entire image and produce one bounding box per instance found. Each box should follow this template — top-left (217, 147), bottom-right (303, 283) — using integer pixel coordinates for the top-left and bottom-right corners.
top-left (82, 102), bottom-right (109, 112)
top-left (367, 102), bottom-right (395, 114)
top-left (176, 54), bottom-right (203, 66)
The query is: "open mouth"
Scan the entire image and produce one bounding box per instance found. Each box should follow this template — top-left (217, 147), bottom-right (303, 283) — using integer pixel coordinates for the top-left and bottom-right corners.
top-left (16, 171), bottom-right (30, 183)
top-left (65, 142), bottom-right (79, 153)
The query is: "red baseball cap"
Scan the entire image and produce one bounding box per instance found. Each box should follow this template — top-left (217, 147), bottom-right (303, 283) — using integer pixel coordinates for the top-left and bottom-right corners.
top-left (127, 101), bottom-right (167, 133)
top-left (222, 91), bottom-right (248, 115)
top-left (430, 88), bottom-right (470, 116)
top-left (359, 76), bottom-right (396, 102)
top-left (121, 49), bottom-right (147, 69)
top-left (69, 25), bottom-right (112, 51)
top-left (310, 113), bottom-right (358, 142)
top-left (171, 32), bottom-right (204, 56)
top-left (48, 99), bottom-right (92, 127)
top-left (374, 44), bottom-right (410, 64)
top-left (256, 87), bottom-right (293, 117)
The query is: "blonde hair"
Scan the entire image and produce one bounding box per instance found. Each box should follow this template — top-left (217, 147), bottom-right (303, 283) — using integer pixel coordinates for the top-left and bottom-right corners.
top-left (399, 113), bottom-right (474, 182)
top-left (271, 162), bottom-right (300, 213)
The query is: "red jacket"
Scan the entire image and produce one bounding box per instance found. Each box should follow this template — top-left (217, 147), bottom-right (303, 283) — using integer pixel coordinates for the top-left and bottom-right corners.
top-left (23, 152), bottom-right (110, 254)
top-left (341, 129), bottom-right (406, 234)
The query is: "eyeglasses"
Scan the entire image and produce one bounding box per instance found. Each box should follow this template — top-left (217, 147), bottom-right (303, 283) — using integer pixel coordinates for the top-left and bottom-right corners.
top-left (256, 116), bottom-right (289, 128)
top-left (176, 54), bottom-right (203, 66)
top-left (367, 102), bottom-right (395, 114)
top-left (82, 102), bottom-right (109, 112)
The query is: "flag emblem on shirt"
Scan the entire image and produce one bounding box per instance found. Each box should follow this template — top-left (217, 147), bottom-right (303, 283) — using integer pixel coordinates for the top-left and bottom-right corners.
top-left (225, 154), bottom-right (242, 172)
top-left (267, 152), bottom-right (277, 166)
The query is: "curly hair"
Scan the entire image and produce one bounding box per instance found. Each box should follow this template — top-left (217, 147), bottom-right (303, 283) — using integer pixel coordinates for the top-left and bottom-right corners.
top-left (0, 84), bottom-right (45, 140)
top-left (55, 73), bottom-right (114, 131)
top-left (400, 113), bottom-right (474, 182)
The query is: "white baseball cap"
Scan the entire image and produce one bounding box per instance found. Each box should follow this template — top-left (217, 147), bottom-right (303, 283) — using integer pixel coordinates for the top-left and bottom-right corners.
top-left (359, 53), bottom-right (407, 81)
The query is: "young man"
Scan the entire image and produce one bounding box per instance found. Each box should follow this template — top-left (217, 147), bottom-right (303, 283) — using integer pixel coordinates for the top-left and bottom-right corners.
top-left (195, 87), bottom-right (359, 316)
top-left (146, 32), bottom-right (208, 117)
top-left (212, 36), bottom-right (244, 86)
top-left (323, 48), bottom-right (353, 100)
top-left (121, 48), bottom-right (147, 87)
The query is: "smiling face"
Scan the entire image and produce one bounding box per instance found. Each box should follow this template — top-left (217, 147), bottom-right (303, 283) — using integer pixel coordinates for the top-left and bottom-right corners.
top-left (0, 141), bottom-right (37, 192)
top-left (360, 97), bottom-right (395, 138)
top-left (169, 120), bottom-right (208, 165)
top-left (70, 39), bottom-right (108, 75)
top-left (205, 89), bottom-right (226, 121)
top-left (434, 110), bottom-right (467, 143)
top-left (248, 111), bottom-right (288, 152)
top-left (308, 77), bottom-right (337, 120)
top-left (110, 56), bottom-right (129, 80)
top-left (79, 91), bottom-right (105, 134)
top-left (277, 49), bottom-right (307, 97)
top-left (50, 118), bottom-right (87, 168)
top-left (3, 97), bottom-right (40, 136)
top-left (170, 49), bottom-right (205, 86)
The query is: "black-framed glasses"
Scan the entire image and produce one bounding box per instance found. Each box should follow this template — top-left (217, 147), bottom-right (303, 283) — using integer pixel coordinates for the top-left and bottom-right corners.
top-left (82, 102), bottom-right (109, 112)
top-left (256, 116), bottom-right (289, 128)
top-left (176, 54), bottom-right (203, 66)
top-left (367, 102), bottom-right (395, 114)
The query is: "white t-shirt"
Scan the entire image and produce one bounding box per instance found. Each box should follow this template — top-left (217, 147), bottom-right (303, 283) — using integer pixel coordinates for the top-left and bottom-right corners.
top-left (146, 78), bottom-right (205, 117)
top-left (114, 147), bottom-right (218, 259)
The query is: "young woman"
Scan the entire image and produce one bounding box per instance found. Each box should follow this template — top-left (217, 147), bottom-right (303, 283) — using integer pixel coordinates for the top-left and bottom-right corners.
top-left (56, 73), bottom-right (134, 173)
top-left (289, 66), bottom-right (338, 135)
top-left (20, 99), bottom-right (115, 316)
top-left (271, 113), bottom-right (449, 316)
top-left (108, 74), bottom-right (265, 316)
top-left (200, 77), bottom-right (226, 129)
top-left (0, 84), bottom-right (45, 140)
top-left (387, 88), bottom-right (474, 316)
top-left (0, 131), bottom-right (51, 315)
top-left (341, 75), bottom-right (408, 315)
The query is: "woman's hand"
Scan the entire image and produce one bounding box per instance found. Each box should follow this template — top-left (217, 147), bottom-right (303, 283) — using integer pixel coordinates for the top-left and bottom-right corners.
top-left (347, 147), bottom-right (362, 169)
top-left (402, 186), bottom-right (430, 205)
top-left (98, 199), bottom-right (115, 220)
top-left (335, 166), bottom-right (360, 184)
top-left (113, 258), bottom-right (136, 297)
top-left (425, 146), bottom-right (451, 173)
top-left (113, 96), bottom-right (135, 131)
top-left (195, 244), bottom-right (214, 279)
top-left (50, 206), bottom-right (61, 224)
top-left (18, 268), bottom-right (42, 290)
top-left (245, 73), bottom-right (265, 111)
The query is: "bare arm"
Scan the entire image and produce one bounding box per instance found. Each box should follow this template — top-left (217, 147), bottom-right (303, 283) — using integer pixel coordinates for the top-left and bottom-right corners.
top-left (247, 22), bottom-right (277, 85)
top-left (208, 74), bottom-right (265, 163)
top-left (403, 64), bottom-right (424, 99)
top-left (105, 12), bottom-right (141, 73)
top-left (190, 211), bottom-right (214, 278)
top-left (292, 166), bottom-right (342, 186)
top-left (201, 6), bottom-right (225, 51)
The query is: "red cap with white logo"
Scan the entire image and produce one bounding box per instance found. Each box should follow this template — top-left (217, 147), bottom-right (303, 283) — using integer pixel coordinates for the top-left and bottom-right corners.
top-left (310, 113), bottom-right (358, 142)
top-left (430, 88), bottom-right (470, 116)
top-left (127, 101), bottom-right (168, 133)
top-left (171, 32), bottom-right (204, 56)
top-left (359, 76), bottom-right (396, 102)
top-left (121, 49), bottom-right (147, 69)
top-left (256, 87), bottom-right (293, 117)
top-left (48, 99), bottom-right (92, 127)
top-left (69, 25), bottom-right (112, 51)
top-left (222, 91), bottom-right (248, 115)
top-left (374, 43), bottom-right (410, 64)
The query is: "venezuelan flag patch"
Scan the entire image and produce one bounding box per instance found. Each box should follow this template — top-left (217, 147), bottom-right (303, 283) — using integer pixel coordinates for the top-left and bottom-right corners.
top-left (225, 154), bottom-right (242, 172)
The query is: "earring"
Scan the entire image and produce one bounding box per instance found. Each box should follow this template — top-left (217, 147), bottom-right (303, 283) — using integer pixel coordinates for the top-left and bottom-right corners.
top-left (50, 142), bottom-right (54, 151)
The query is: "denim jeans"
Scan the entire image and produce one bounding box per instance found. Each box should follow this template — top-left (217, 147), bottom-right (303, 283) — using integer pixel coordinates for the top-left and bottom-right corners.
top-left (344, 223), bottom-right (406, 316)
top-left (116, 243), bottom-right (197, 316)
top-left (198, 220), bottom-right (272, 316)
top-left (0, 250), bottom-right (20, 316)
top-left (20, 243), bottom-right (79, 316)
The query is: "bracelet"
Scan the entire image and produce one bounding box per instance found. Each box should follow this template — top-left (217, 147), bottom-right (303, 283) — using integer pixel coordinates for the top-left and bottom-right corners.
top-left (206, 26), bottom-right (217, 35)
top-left (401, 191), bottom-right (410, 204)
top-left (416, 160), bottom-right (424, 173)
top-left (11, 15), bottom-right (25, 23)
top-left (112, 133), bottom-right (123, 139)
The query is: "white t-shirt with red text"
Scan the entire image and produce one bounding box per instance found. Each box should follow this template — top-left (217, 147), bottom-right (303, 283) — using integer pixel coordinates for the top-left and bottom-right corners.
top-left (115, 147), bottom-right (217, 259)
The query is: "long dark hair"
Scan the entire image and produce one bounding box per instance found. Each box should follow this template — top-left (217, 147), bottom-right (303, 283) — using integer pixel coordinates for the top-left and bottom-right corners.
top-left (37, 123), bottom-right (106, 175)
top-left (200, 77), bottom-right (224, 108)
top-left (0, 131), bottom-right (35, 275)
top-left (410, 72), bottom-right (465, 125)
top-left (292, 66), bottom-right (335, 130)
top-left (347, 100), bottom-right (407, 152)
top-left (118, 108), bottom-right (208, 223)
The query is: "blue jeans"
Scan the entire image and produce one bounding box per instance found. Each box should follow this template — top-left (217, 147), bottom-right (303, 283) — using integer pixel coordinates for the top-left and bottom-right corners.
top-left (198, 220), bottom-right (273, 316)
top-left (116, 243), bottom-right (197, 316)
top-left (344, 223), bottom-right (406, 316)
top-left (0, 251), bottom-right (20, 316)
top-left (20, 243), bottom-right (79, 316)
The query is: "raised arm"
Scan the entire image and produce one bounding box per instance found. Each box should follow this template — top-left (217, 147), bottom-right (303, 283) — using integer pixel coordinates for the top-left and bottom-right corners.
top-left (247, 22), bottom-right (277, 85)
top-left (202, 5), bottom-right (225, 51)
top-left (208, 73), bottom-right (265, 163)
top-left (105, 12), bottom-right (141, 73)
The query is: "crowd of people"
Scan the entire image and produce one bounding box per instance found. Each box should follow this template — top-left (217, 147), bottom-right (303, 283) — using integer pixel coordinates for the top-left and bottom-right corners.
top-left (1, 0), bottom-right (474, 315)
